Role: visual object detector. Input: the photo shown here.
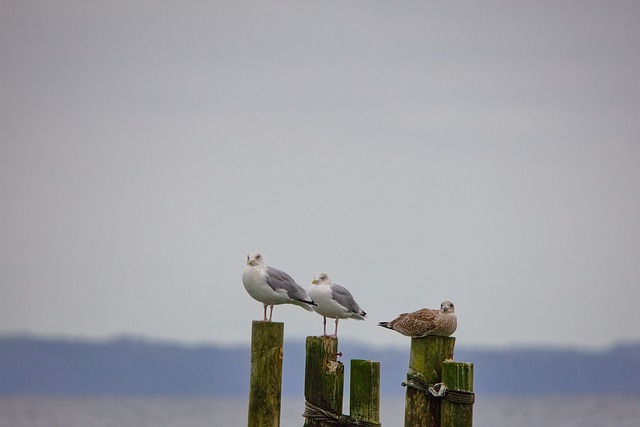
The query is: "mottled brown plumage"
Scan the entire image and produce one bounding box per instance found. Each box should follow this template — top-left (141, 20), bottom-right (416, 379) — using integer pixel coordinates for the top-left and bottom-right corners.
top-left (378, 301), bottom-right (457, 338)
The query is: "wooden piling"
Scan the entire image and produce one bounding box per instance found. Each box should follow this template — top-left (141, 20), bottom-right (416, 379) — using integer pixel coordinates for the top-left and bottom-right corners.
top-left (247, 321), bottom-right (284, 427)
top-left (441, 361), bottom-right (474, 427)
top-left (404, 336), bottom-right (456, 427)
top-left (350, 359), bottom-right (381, 425)
top-left (303, 336), bottom-right (344, 427)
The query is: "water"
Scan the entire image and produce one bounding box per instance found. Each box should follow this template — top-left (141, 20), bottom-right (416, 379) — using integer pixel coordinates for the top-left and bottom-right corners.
top-left (1, 395), bottom-right (639, 426)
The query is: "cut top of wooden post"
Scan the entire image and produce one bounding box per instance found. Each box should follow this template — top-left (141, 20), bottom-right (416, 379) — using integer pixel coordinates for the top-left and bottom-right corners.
top-left (304, 336), bottom-right (344, 417)
top-left (441, 361), bottom-right (474, 427)
top-left (248, 321), bottom-right (284, 427)
top-left (350, 359), bottom-right (381, 424)
top-left (251, 321), bottom-right (284, 351)
top-left (404, 336), bottom-right (456, 427)
top-left (408, 336), bottom-right (455, 382)
top-left (442, 361), bottom-right (473, 394)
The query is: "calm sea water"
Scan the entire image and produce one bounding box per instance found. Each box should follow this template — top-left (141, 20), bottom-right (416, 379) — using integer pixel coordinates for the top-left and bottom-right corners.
top-left (1, 395), bottom-right (639, 426)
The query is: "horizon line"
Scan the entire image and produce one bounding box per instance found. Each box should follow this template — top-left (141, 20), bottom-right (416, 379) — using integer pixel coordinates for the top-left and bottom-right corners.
top-left (1, 330), bottom-right (638, 353)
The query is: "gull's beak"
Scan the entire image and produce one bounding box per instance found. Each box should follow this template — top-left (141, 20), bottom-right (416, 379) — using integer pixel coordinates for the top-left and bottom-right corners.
top-left (311, 279), bottom-right (318, 285)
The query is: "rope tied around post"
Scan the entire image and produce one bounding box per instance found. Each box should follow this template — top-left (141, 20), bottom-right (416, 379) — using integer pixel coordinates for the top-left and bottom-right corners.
top-left (402, 373), bottom-right (475, 405)
top-left (303, 401), bottom-right (382, 427)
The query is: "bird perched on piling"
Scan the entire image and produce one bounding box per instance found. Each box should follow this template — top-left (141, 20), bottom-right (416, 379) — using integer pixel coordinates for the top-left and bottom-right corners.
top-left (242, 252), bottom-right (316, 322)
top-left (307, 272), bottom-right (366, 337)
top-left (378, 301), bottom-right (457, 338)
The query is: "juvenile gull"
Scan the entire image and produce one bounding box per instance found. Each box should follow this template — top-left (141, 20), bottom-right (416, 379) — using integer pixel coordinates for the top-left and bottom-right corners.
top-left (378, 301), bottom-right (457, 338)
top-left (242, 252), bottom-right (316, 322)
top-left (308, 272), bottom-right (366, 337)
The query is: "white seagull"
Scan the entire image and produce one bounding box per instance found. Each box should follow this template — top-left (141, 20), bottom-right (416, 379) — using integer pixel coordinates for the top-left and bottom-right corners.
top-left (242, 252), bottom-right (316, 321)
top-left (308, 272), bottom-right (366, 337)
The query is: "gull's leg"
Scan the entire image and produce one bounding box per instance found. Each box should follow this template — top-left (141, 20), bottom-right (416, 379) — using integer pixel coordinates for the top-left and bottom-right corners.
top-left (262, 304), bottom-right (268, 322)
top-left (323, 317), bottom-right (327, 336)
top-left (332, 319), bottom-right (339, 338)
top-left (268, 305), bottom-right (274, 322)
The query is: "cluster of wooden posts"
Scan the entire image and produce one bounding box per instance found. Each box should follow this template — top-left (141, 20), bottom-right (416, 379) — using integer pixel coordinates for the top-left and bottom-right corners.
top-left (247, 321), bottom-right (474, 426)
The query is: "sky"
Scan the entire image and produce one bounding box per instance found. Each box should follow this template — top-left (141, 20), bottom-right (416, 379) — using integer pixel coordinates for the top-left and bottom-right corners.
top-left (1, 1), bottom-right (639, 350)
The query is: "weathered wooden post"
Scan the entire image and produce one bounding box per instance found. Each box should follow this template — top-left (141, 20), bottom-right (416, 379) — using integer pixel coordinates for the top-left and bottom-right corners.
top-left (247, 321), bottom-right (284, 427)
top-left (404, 336), bottom-right (455, 427)
top-left (441, 361), bottom-right (474, 427)
top-left (303, 336), bottom-right (344, 427)
top-left (350, 359), bottom-right (381, 425)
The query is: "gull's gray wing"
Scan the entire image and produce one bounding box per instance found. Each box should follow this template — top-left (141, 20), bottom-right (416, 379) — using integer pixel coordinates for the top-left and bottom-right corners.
top-left (265, 266), bottom-right (312, 302)
top-left (331, 284), bottom-right (366, 316)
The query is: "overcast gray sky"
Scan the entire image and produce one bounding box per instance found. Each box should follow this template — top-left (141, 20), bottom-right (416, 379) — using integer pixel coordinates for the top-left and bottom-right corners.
top-left (2, 1), bottom-right (639, 349)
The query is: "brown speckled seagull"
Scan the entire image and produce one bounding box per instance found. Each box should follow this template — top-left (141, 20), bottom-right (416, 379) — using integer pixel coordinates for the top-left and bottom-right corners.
top-left (378, 301), bottom-right (457, 338)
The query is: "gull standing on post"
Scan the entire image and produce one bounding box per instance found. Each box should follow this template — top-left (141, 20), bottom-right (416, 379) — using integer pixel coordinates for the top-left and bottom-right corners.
top-left (308, 272), bottom-right (366, 337)
top-left (378, 301), bottom-right (457, 338)
top-left (242, 252), bottom-right (316, 322)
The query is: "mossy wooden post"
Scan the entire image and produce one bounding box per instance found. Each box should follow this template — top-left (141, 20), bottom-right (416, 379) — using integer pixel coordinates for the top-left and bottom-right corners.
top-left (441, 361), bottom-right (474, 427)
top-left (350, 359), bottom-right (381, 425)
top-left (404, 336), bottom-right (456, 427)
top-left (303, 336), bottom-right (344, 427)
top-left (248, 321), bottom-right (284, 427)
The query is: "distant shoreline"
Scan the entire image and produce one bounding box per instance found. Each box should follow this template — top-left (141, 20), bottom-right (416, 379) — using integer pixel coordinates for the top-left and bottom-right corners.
top-left (1, 335), bottom-right (639, 396)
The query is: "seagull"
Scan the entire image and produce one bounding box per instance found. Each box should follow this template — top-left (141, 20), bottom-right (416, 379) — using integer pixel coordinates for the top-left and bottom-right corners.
top-left (378, 301), bottom-right (457, 338)
top-left (242, 252), bottom-right (316, 321)
top-left (308, 272), bottom-right (366, 337)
